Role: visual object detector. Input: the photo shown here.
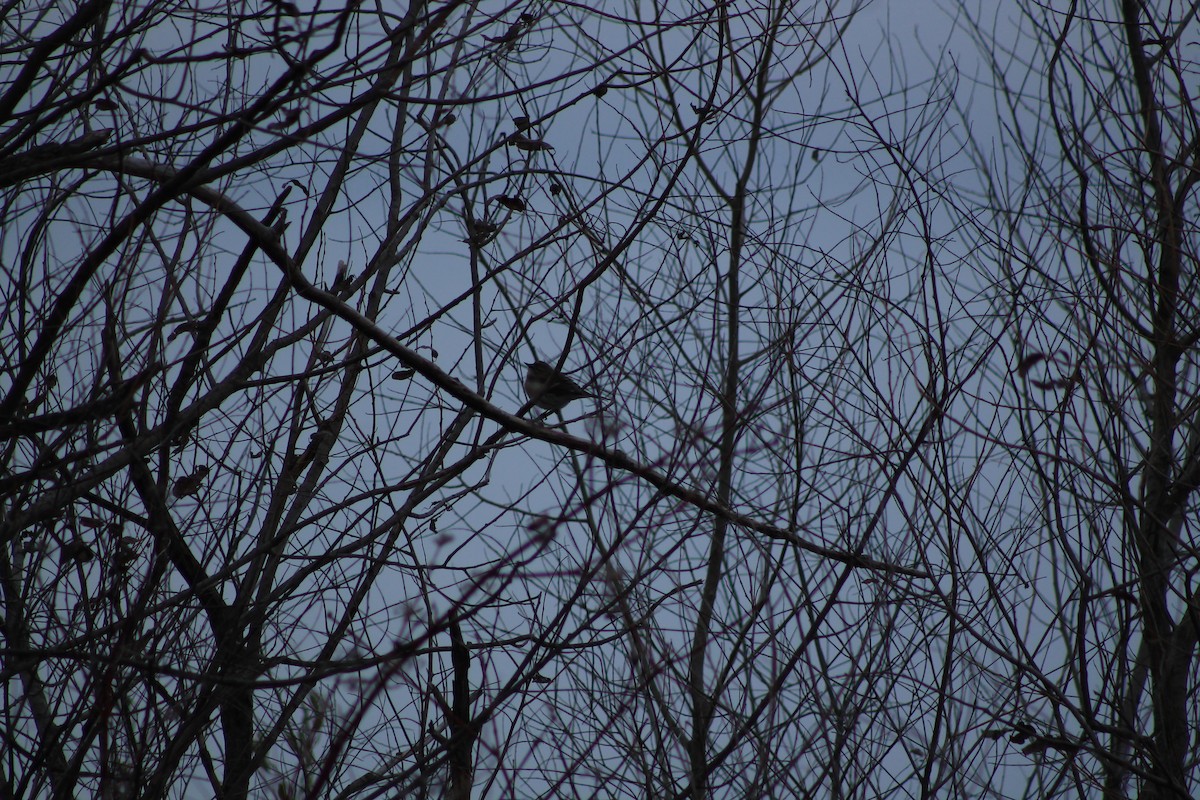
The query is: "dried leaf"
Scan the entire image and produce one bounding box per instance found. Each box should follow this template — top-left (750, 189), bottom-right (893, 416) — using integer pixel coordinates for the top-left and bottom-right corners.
top-left (265, 0), bottom-right (300, 14)
top-left (1016, 352), bottom-right (1046, 377)
top-left (115, 537), bottom-right (139, 567)
top-left (62, 540), bottom-right (94, 563)
top-left (1030, 376), bottom-right (1075, 390)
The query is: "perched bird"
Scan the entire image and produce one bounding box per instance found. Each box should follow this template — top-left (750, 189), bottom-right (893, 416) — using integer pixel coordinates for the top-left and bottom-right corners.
top-left (524, 360), bottom-right (595, 411)
top-left (172, 465), bottom-right (209, 498)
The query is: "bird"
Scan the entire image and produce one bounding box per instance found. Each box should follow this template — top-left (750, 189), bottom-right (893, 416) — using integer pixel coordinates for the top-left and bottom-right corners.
top-left (523, 360), bottom-right (596, 411)
top-left (172, 465), bottom-right (209, 498)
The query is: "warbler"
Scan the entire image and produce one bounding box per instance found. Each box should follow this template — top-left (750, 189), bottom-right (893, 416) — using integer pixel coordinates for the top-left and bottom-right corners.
top-left (524, 360), bottom-right (596, 411)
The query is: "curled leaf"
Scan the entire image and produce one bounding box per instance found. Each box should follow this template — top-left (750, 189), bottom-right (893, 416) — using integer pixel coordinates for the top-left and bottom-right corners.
top-left (62, 540), bottom-right (94, 563)
top-left (1016, 352), bottom-right (1046, 377)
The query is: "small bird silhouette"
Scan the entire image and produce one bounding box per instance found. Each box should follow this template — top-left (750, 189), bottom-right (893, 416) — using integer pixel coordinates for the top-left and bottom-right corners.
top-left (524, 361), bottom-right (595, 411)
top-left (172, 466), bottom-right (210, 498)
